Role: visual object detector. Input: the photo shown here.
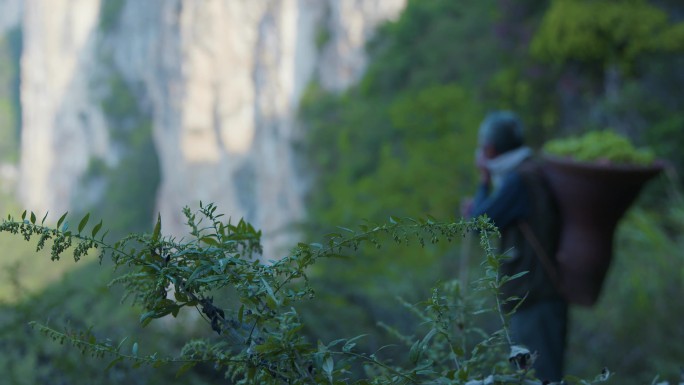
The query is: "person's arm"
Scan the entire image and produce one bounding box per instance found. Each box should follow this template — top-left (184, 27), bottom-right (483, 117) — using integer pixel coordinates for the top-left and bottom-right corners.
top-left (470, 172), bottom-right (528, 230)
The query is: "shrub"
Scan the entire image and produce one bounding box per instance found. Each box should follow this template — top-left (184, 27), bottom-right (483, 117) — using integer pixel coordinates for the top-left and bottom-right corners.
top-left (0, 204), bottom-right (613, 384)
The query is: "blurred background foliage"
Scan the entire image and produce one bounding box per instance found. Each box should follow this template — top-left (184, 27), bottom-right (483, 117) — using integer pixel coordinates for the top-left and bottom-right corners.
top-left (299, 0), bottom-right (684, 383)
top-left (1, 0), bottom-right (683, 383)
top-left (77, 70), bottom-right (160, 236)
top-left (0, 26), bottom-right (21, 163)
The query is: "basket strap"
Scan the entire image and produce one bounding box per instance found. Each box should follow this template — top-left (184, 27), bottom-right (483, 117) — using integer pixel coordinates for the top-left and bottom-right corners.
top-left (517, 221), bottom-right (563, 295)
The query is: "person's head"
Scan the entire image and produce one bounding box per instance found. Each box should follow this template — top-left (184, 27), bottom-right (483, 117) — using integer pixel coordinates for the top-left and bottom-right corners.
top-left (477, 111), bottom-right (524, 159)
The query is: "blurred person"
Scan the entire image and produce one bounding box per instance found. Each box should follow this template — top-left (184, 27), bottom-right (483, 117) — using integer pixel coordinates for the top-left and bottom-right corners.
top-left (462, 111), bottom-right (567, 382)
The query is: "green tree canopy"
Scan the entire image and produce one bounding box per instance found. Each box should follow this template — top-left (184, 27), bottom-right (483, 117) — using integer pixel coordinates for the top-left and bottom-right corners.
top-left (531, 0), bottom-right (684, 72)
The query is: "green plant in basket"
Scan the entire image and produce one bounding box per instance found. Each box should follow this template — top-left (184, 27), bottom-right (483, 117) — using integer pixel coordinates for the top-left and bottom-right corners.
top-left (543, 131), bottom-right (655, 166)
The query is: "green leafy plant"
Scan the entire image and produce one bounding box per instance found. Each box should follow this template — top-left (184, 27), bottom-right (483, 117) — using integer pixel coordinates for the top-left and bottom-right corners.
top-left (543, 130), bottom-right (655, 165)
top-left (530, 0), bottom-right (684, 73)
top-left (0, 203), bottom-right (615, 384)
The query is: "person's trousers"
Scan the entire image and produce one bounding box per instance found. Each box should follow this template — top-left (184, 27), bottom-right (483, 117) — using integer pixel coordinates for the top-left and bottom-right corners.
top-left (509, 298), bottom-right (568, 382)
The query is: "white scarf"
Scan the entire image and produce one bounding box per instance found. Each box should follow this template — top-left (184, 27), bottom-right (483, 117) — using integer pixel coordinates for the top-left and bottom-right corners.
top-left (486, 146), bottom-right (532, 190)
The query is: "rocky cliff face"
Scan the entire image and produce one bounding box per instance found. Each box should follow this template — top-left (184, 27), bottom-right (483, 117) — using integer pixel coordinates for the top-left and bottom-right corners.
top-left (19, 0), bottom-right (109, 216)
top-left (18, 0), bottom-right (406, 255)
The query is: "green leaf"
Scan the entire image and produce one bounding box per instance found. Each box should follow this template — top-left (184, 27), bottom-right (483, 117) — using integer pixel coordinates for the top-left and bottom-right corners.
top-left (261, 278), bottom-right (280, 307)
top-left (253, 340), bottom-right (280, 353)
top-left (152, 213), bottom-right (161, 242)
top-left (140, 311), bottom-right (156, 327)
top-left (116, 336), bottom-right (129, 352)
top-left (238, 304), bottom-right (245, 323)
top-left (486, 254), bottom-right (499, 269)
top-left (104, 356), bottom-right (124, 372)
top-left (41, 211), bottom-right (49, 225)
top-left (246, 366), bottom-right (256, 381)
top-left (78, 213), bottom-right (90, 233)
top-left (56, 212), bottom-right (68, 229)
top-left (343, 334), bottom-right (367, 352)
top-left (187, 264), bottom-right (213, 284)
top-left (30, 211), bottom-right (36, 224)
top-left (201, 236), bottom-right (219, 246)
top-left (458, 368), bottom-right (469, 381)
top-left (327, 339), bottom-right (346, 348)
top-left (507, 271), bottom-right (528, 281)
top-left (322, 355), bottom-right (334, 379)
top-left (420, 328), bottom-right (438, 347)
top-left (21, 210), bottom-right (26, 220)
top-left (173, 290), bottom-right (187, 303)
top-left (132, 342), bottom-right (139, 356)
top-left (409, 340), bottom-right (421, 363)
top-left (426, 214), bottom-right (437, 224)
top-left (91, 220), bottom-right (103, 238)
top-left (176, 362), bottom-right (197, 378)
top-left (416, 369), bottom-right (436, 376)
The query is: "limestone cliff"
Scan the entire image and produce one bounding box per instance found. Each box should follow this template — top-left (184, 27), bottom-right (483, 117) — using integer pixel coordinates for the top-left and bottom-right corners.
top-left (19, 0), bottom-right (109, 215)
top-left (18, 0), bottom-right (406, 255)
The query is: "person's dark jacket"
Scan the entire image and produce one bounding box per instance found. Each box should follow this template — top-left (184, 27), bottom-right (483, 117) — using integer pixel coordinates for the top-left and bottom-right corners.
top-left (471, 157), bottom-right (563, 310)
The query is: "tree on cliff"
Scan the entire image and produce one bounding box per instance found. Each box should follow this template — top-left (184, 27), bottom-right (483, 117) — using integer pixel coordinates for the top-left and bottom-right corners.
top-left (530, 0), bottom-right (684, 131)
